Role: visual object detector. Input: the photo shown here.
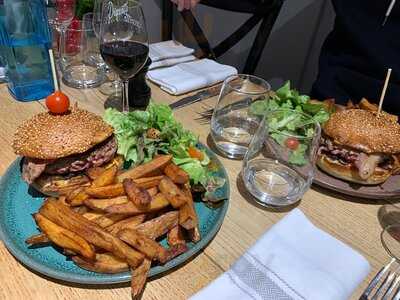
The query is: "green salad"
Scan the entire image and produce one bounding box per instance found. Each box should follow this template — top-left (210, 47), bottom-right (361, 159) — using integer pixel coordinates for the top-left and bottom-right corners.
top-left (103, 103), bottom-right (216, 188)
top-left (250, 81), bottom-right (334, 165)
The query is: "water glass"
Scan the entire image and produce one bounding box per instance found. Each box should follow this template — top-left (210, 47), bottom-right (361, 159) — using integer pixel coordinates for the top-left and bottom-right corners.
top-left (60, 20), bottom-right (106, 89)
top-left (242, 110), bottom-right (321, 207)
top-left (210, 74), bottom-right (271, 159)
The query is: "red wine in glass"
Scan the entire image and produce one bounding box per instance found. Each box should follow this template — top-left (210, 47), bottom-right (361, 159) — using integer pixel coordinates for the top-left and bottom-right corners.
top-left (99, 0), bottom-right (148, 112)
top-left (100, 41), bottom-right (149, 80)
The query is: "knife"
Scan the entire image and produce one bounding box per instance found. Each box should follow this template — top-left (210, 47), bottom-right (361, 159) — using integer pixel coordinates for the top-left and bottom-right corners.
top-left (169, 84), bottom-right (222, 110)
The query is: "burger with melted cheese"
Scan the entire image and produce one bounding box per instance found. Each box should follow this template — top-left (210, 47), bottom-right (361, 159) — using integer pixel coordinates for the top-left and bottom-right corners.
top-left (317, 109), bottom-right (400, 185)
top-left (12, 108), bottom-right (118, 196)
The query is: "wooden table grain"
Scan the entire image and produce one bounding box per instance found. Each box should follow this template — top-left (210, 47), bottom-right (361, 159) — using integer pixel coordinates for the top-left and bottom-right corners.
top-left (0, 82), bottom-right (392, 300)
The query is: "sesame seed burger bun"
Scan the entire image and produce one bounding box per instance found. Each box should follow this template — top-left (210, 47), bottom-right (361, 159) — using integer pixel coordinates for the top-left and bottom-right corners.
top-left (12, 108), bottom-right (114, 160)
top-left (323, 109), bottom-right (400, 154)
top-left (317, 154), bottom-right (392, 185)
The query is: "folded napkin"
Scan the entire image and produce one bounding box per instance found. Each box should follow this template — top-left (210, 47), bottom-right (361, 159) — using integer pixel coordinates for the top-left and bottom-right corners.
top-left (191, 209), bottom-right (370, 300)
top-left (149, 40), bottom-right (194, 62)
top-left (147, 59), bottom-right (238, 95)
top-left (149, 55), bottom-right (196, 70)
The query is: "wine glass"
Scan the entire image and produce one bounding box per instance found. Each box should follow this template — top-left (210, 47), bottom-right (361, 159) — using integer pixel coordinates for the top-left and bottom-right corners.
top-left (99, 0), bottom-right (148, 112)
top-left (92, 0), bottom-right (122, 98)
top-left (47, 0), bottom-right (76, 56)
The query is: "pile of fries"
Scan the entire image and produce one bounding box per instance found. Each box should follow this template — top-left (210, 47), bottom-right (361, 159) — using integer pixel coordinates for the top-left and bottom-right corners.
top-left (26, 155), bottom-right (201, 298)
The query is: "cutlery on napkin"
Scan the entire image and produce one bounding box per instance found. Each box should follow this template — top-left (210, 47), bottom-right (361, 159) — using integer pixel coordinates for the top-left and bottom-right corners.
top-left (147, 59), bottom-right (238, 95)
top-left (190, 209), bottom-right (370, 300)
top-left (149, 40), bottom-right (195, 62)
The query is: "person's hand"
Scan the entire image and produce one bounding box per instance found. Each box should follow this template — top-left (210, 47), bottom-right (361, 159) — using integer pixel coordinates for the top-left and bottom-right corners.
top-left (170, 0), bottom-right (200, 11)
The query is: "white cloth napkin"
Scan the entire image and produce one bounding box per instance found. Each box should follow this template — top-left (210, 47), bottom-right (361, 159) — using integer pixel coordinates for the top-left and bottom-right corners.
top-left (149, 40), bottom-right (194, 62)
top-left (147, 59), bottom-right (238, 95)
top-left (149, 55), bottom-right (196, 70)
top-left (191, 209), bottom-right (370, 300)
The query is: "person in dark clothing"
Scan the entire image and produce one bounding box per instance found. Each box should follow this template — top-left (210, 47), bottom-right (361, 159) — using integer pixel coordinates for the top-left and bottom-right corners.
top-left (312, 0), bottom-right (400, 114)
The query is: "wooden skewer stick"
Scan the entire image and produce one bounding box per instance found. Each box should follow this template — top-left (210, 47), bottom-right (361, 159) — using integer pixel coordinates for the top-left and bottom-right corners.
top-left (377, 68), bottom-right (392, 117)
top-left (48, 49), bottom-right (59, 91)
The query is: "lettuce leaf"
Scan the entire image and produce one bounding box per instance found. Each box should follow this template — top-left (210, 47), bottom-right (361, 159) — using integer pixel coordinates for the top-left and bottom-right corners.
top-left (104, 103), bottom-right (211, 184)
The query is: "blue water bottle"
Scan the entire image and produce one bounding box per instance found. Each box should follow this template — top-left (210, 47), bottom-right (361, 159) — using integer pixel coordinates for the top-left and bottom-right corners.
top-left (0, 0), bottom-right (54, 101)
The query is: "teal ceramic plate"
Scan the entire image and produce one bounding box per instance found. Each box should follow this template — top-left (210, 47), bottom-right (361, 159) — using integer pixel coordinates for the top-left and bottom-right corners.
top-left (0, 145), bottom-right (229, 284)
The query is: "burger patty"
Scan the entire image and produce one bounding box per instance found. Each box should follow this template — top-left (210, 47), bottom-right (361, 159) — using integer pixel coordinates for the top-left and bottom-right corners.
top-left (22, 136), bottom-right (117, 184)
top-left (318, 136), bottom-right (393, 171)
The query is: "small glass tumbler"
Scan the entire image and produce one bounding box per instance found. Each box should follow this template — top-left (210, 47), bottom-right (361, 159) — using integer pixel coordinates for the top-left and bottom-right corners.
top-left (210, 74), bottom-right (271, 159)
top-left (60, 20), bottom-right (106, 89)
top-left (242, 109), bottom-right (321, 207)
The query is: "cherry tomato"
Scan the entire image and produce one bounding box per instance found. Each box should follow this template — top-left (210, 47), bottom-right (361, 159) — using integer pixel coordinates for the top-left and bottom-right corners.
top-left (188, 146), bottom-right (204, 160)
top-left (46, 91), bottom-right (70, 114)
top-left (285, 137), bottom-right (300, 150)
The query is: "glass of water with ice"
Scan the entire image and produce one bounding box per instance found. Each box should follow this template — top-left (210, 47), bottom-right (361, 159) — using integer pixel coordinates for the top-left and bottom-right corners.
top-left (210, 74), bottom-right (271, 159)
top-left (242, 109), bottom-right (321, 207)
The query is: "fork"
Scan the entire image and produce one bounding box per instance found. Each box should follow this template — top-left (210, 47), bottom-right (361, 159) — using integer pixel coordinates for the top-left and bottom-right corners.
top-left (359, 258), bottom-right (400, 300)
top-left (195, 105), bottom-right (214, 124)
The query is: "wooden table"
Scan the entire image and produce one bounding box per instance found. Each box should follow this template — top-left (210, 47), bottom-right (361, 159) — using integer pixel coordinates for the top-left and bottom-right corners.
top-left (0, 82), bottom-right (392, 300)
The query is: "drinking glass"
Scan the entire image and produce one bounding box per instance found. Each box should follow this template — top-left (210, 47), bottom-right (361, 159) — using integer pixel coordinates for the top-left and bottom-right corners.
top-left (93, 0), bottom-right (122, 97)
top-left (47, 0), bottom-right (76, 56)
top-left (242, 109), bottom-right (321, 207)
top-left (60, 20), bottom-right (106, 88)
top-left (99, 0), bottom-right (148, 112)
top-left (47, 0), bottom-right (76, 31)
top-left (210, 74), bottom-right (271, 159)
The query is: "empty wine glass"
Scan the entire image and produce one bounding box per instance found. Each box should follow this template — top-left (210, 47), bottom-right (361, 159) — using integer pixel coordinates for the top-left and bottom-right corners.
top-left (99, 0), bottom-right (149, 112)
top-left (47, 0), bottom-right (76, 56)
top-left (242, 109), bottom-right (321, 207)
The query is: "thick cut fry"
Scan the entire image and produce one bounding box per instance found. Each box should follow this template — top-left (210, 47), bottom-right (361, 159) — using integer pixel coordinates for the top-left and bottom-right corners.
top-left (188, 227), bottom-right (201, 243)
top-left (92, 165), bottom-right (118, 187)
top-left (34, 213), bottom-right (95, 260)
top-left (117, 155), bottom-right (172, 181)
top-left (359, 98), bottom-right (378, 111)
top-left (84, 196), bottom-right (128, 211)
top-left (85, 183), bottom-right (125, 198)
top-left (163, 243), bottom-right (188, 263)
top-left (86, 167), bottom-right (105, 180)
top-left (131, 259), bottom-right (151, 299)
top-left (179, 188), bottom-right (197, 230)
top-left (164, 163), bottom-right (189, 184)
top-left (123, 178), bottom-right (151, 207)
top-left (72, 205), bottom-right (89, 214)
top-left (105, 193), bottom-right (169, 215)
top-left (133, 176), bottom-right (164, 189)
top-left (135, 211), bottom-right (178, 240)
top-left (158, 177), bottom-right (187, 208)
top-left (92, 213), bottom-right (128, 228)
top-left (106, 215), bottom-right (146, 235)
top-left (25, 233), bottom-right (50, 245)
top-left (118, 229), bottom-right (168, 262)
top-left (105, 155), bottom-right (125, 170)
top-left (72, 253), bottom-right (129, 274)
top-left (68, 190), bottom-right (90, 207)
top-left (147, 186), bottom-right (158, 197)
top-left (82, 211), bottom-right (104, 221)
top-left (39, 199), bottom-right (144, 267)
top-left (167, 225), bottom-right (186, 246)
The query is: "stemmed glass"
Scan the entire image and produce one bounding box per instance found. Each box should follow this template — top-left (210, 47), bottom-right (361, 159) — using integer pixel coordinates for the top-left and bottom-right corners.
top-left (92, 0), bottom-right (122, 97)
top-left (99, 0), bottom-right (148, 112)
top-left (47, 0), bottom-right (76, 56)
